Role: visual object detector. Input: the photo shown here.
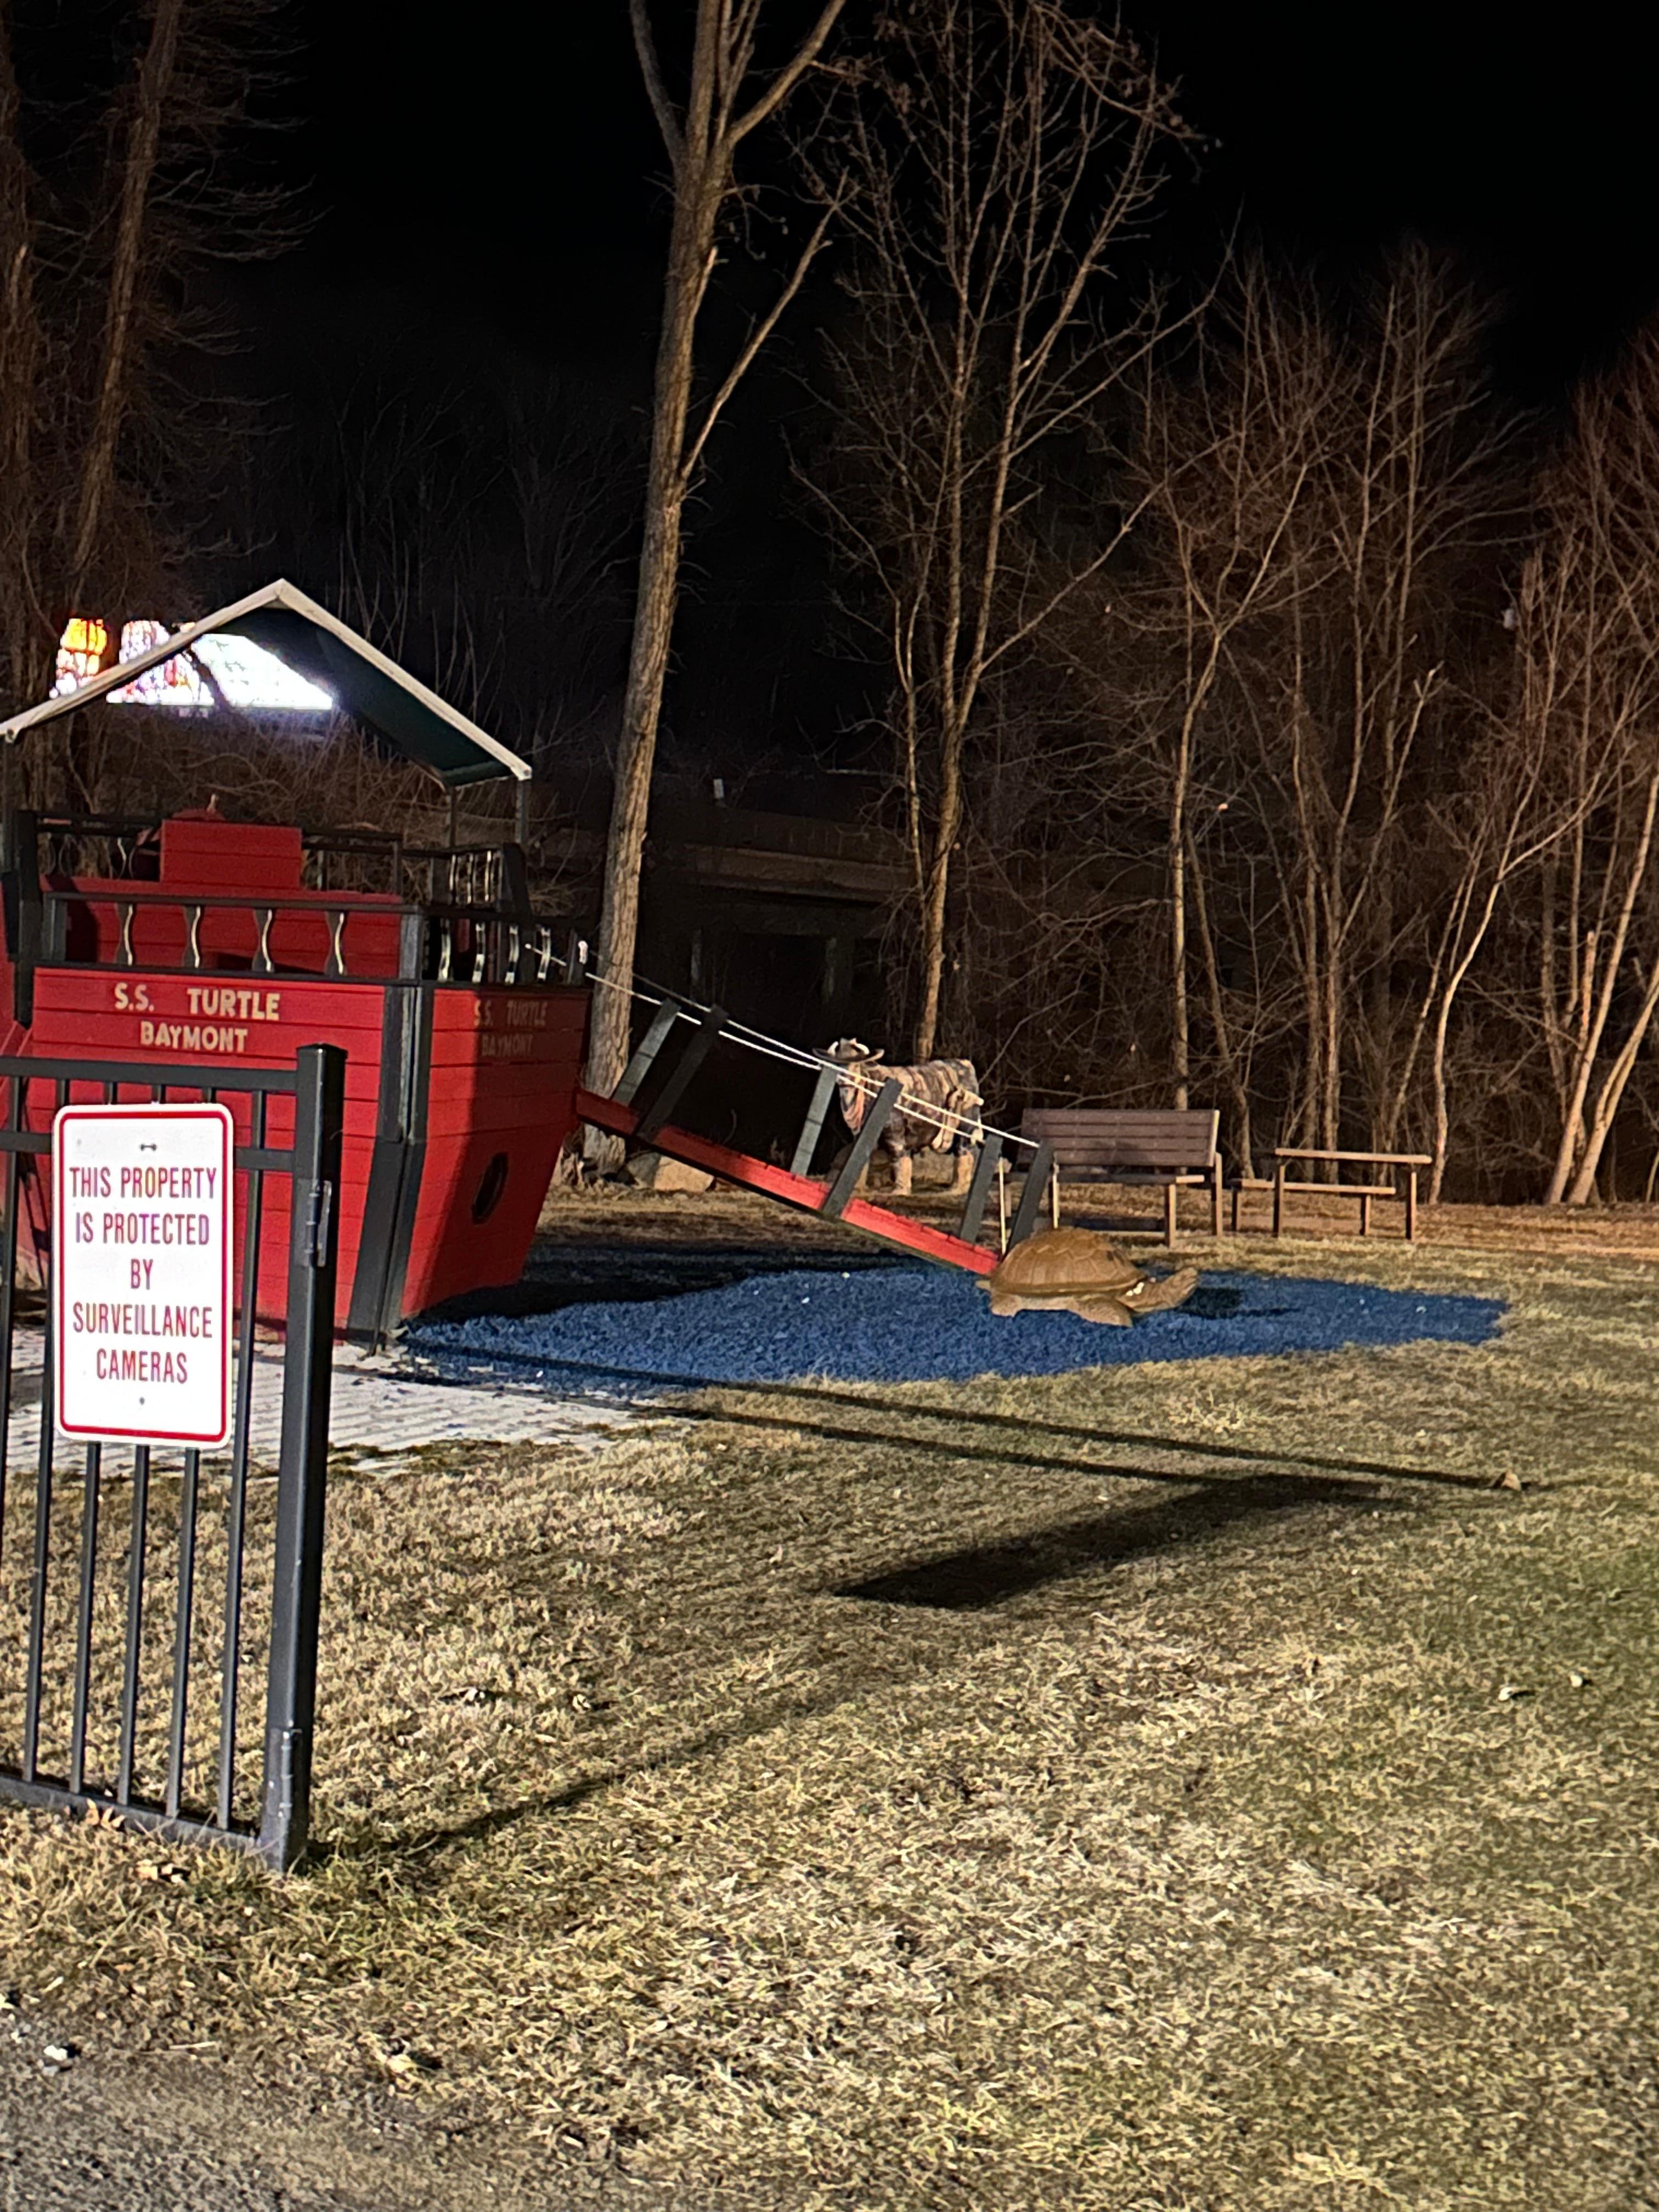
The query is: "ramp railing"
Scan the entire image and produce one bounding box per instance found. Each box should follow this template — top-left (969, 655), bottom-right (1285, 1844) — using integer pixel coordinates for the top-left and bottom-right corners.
top-left (600, 981), bottom-right (1056, 1259)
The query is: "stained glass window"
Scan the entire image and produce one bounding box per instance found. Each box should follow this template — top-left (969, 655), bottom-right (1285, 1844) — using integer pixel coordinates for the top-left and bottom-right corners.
top-left (110, 622), bottom-right (208, 708)
top-left (50, 617), bottom-right (110, 695)
top-left (51, 616), bottom-right (331, 713)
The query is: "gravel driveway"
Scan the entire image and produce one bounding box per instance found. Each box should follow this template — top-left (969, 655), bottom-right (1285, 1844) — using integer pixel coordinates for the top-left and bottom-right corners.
top-left (0, 2006), bottom-right (611, 2212)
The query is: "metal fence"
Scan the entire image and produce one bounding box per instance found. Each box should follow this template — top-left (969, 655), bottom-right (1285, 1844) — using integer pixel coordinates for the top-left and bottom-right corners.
top-left (0, 1044), bottom-right (342, 1871)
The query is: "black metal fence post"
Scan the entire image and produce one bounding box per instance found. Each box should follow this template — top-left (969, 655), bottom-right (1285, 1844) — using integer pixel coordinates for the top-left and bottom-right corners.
top-left (257, 1044), bottom-right (345, 1873)
top-left (2, 809), bottom-right (41, 1024)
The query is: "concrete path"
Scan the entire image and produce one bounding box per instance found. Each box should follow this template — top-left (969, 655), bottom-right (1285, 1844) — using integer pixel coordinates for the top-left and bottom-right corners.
top-left (3, 1333), bottom-right (631, 1476)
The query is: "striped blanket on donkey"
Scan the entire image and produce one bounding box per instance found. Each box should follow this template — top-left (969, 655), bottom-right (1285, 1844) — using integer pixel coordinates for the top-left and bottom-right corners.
top-left (823, 1039), bottom-right (984, 1195)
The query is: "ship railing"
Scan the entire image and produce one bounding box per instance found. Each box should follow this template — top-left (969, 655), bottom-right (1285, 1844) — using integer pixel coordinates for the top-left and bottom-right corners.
top-left (26, 885), bottom-right (574, 993)
top-left (14, 811), bottom-right (535, 913)
top-left (30, 811), bottom-right (161, 885)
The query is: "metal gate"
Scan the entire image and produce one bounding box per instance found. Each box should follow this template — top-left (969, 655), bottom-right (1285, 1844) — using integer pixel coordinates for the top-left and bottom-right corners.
top-left (0, 1043), bottom-right (343, 1871)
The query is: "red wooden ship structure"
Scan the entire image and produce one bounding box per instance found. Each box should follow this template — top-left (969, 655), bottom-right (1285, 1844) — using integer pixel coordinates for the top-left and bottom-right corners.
top-left (0, 581), bottom-right (1031, 1340)
top-left (0, 582), bottom-right (590, 1338)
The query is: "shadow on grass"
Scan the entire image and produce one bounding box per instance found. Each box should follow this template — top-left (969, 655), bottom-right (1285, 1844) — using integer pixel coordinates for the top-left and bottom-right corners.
top-left (835, 1474), bottom-right (1395, 1608)
top-left (405, 1346), bottom-right (1500, 1494)
top-left (323, 1473), bottom-right (1395, 1875)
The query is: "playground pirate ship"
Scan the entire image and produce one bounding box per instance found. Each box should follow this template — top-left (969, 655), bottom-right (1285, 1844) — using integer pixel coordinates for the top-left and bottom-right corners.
top-left (0, 580), bottom-right (589, 1339)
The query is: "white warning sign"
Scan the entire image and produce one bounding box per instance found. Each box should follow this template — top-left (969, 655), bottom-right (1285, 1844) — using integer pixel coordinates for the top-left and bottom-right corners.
top-left (53, 1103), bottom-right (234, 1448)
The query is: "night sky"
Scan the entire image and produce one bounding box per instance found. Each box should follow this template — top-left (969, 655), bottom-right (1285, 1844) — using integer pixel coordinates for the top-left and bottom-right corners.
top-left (280, 4), bottom-right (1659, 393)
top-left (229, 2), bottom-right (1659, 767)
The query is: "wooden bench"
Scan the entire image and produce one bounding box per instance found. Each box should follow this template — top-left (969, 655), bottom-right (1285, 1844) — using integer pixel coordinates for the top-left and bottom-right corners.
top-left (1018, 1108), bottom-right (1222, 1245)
top-left (1269, 1148), bottom-right (1432, 1242)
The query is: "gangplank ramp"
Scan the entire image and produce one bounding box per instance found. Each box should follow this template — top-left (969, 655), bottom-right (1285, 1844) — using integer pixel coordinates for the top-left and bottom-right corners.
top-left (575, 1087), bottom-right (1002, 1274)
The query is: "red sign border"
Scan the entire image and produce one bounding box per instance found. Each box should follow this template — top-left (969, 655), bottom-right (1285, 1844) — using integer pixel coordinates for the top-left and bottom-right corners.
top-left (52, 1101), bottom-right (235, 1449)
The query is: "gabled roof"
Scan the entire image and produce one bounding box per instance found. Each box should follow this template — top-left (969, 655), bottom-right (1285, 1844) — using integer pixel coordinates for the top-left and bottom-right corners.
top-left (0, 578), bottom-right (531, 790)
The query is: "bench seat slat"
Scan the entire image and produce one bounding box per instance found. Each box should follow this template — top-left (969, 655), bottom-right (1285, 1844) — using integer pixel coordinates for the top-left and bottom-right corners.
top-left (1050, 1158), bottom-right (1215, 1171)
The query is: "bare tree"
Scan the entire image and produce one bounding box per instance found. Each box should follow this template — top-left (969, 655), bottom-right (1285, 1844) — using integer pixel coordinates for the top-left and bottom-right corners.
top-left (67, 0), bottom-right (187, 608)
top-left (0, 11), bottom-right (46, 729)
top-left (1112, 268), bottom-right (1325, 1120)
top-left (1024, 252), bottom-right (1513, 1174)
top-left (0, 0), bottom-right (292, 809)
top-left (1387, 682), bottom-right (1578, 1203)
top-left (1261, 255), bottom-right (1513, 1155)
top-left (842, 245), bottom-right (1659, 1205)
top-left (585, 0), bottom-right (848, 1118)
top-left (1523, 336), bottom-right (1659, 1204)
top-left (805, 0), bottom-right (1184, 1061)
top-left (1111, 251), bottom-right (1511, 1163)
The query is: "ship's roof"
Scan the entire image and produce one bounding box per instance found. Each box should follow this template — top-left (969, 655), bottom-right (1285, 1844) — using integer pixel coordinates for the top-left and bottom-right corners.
top-left (0, 579), bottom-right (531, 790)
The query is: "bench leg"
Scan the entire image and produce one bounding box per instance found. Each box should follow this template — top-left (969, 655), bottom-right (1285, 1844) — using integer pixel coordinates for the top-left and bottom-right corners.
top-left (1163, 1181), bottom-right (1176, 1247)
top-left (1359, 1190), bottom-right (1372, 1238)
top-left (1406, 1167), bottom-right (1418, 1242)
top-left (1273, 1163), bottom-right (1284, 1238)
top-left (1210, 1164), bottom-right (1222, 1239)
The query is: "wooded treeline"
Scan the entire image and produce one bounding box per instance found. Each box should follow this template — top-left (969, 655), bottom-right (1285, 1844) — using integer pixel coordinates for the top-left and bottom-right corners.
top-left (803, 4), bottom-right (1659, 1206)
top-left (7, 0), bottom-right (1659, 1205)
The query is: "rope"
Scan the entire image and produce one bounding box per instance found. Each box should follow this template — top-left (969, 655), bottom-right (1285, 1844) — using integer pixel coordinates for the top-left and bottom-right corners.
top-left (585, 963), bottom-right (1040, 1155)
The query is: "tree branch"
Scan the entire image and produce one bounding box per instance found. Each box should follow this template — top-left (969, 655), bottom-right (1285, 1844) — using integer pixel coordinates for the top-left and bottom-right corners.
top-left (730, 0), bottom-right (848, 145)
top-left (629, 0), bottom-right (685, 172)
top-left (680, 193), bottom-right (839, 482)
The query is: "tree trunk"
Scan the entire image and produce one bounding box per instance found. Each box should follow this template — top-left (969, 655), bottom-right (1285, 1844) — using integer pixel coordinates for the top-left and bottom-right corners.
top-left (0, 15), bottom-right (40, 715)
top-left (912, 718), bottom-right (964, 1062)
top-left (1565, 950), bottom-right (1659, 1204)
top-left (1169, 724), bottom-right (1190, 1110)
top-left (585, 168), bottom-right (720, 1125)
top-left (1543, 771), bottom-right (1659, 1201)
top-left (1318, 941), bottom-right (1342, 1153)
top-left (71, 0), bottom-right (183, 590)
top-left (586, 0), bottom-right (843, 1141)
top-left (1187, 825), bottom-right (1253, 1175)
top-left (61, 0), bottom-right (183, 812)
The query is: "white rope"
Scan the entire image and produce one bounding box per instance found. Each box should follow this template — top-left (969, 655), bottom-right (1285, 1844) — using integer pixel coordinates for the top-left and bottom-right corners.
top-left (586, 964), bottom-right (1040, 1154)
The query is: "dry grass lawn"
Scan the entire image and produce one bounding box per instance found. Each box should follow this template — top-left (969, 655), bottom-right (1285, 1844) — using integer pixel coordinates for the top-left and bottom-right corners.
top-left (2, 1209), bottom-right (1657, 2210)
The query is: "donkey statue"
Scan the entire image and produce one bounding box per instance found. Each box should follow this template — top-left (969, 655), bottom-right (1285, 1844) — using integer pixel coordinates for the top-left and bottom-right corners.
top-left (822, 1039), bottom-right (983, 1195)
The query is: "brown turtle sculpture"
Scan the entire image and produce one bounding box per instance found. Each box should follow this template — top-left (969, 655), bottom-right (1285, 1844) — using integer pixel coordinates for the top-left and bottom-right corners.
top-left (982, 1227), bottom-right (1199, 1326)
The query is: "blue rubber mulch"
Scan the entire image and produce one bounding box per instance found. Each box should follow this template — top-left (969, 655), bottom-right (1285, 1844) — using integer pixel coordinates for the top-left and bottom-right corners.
top-left (408, 1265), bottom-right (1505, 1398)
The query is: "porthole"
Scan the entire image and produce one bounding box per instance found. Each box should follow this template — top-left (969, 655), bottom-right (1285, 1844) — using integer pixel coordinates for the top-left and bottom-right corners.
top-left (471, 1150), bottom-right (509, 1224)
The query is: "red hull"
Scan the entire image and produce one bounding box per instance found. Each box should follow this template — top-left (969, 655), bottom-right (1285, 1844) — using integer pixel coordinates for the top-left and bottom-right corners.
top-left (1, 814), bottom-right (587, 1333)
top-left (20, 972), bottom-right (588, 1327)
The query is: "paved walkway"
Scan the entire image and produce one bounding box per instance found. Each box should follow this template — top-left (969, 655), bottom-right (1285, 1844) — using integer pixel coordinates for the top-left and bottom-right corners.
top-left (2, 1333), bottom-right (631, 1475)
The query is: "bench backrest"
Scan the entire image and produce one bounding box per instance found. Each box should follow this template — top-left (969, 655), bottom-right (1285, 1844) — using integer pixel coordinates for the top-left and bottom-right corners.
top-left (1019, 1107), bottom-right (1220, 1172)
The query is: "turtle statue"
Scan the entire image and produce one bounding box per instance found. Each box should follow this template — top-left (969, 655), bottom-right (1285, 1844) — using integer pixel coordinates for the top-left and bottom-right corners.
top-left (981, 1227), bottom-right (1199, 1326)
